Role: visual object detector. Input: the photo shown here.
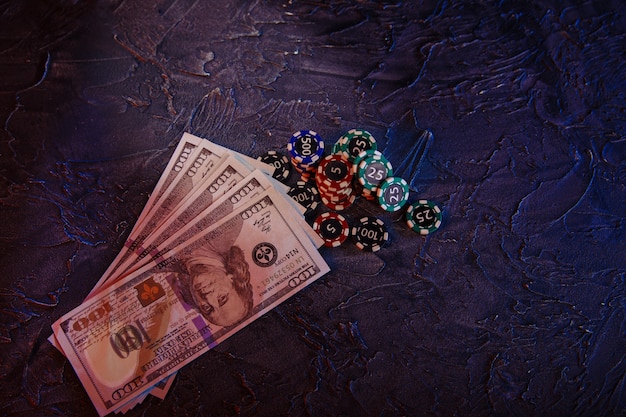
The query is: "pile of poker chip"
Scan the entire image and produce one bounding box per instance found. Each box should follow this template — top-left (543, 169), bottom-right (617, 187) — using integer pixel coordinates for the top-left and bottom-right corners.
top-left (316, 154), bottom-right (356, 211)
top-left (287, 130), bottom-right (324, 181)
top-left (257, 129), bottom-right (443, 251)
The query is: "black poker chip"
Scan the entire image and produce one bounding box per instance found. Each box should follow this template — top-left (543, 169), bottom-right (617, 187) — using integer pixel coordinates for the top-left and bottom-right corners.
top-left (351, 216), bottom-right (388, 252)
top-left (257, 151), bottom-right (291, 183)
top-left (287, 181), bottom-right (319, 214)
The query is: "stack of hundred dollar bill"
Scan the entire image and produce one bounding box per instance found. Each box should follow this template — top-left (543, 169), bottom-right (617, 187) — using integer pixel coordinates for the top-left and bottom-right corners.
top-left (49, 133), bottom-right (330, 416)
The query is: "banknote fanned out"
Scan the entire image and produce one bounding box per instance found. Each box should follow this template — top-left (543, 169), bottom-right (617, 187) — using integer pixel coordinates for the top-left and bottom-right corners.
top-left (50, 133), bottom-right (329, 416)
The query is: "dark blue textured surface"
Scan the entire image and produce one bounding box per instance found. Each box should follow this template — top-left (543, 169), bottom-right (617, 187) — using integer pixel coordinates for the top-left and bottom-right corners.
top-left (1, 1), bottom-right (625, 416)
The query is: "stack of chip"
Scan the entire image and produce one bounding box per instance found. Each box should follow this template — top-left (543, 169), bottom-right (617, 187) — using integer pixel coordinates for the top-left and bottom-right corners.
top-left (351, 216), bottom-right (389, 252)
top-left (351, 150), bottom-right (378, 200)
top-left (287, 130), bottom-right (325, 182)
top-left (312, 211), bottom-right (350, 247)
top-left (315, 154), bottom-right (356, 211)
top-left (405, 200), bottom-right (442, 235)
top-left (354, 150), bottom-right (393, 201)
top-left (257, 150), bottom-right (291, 184)
top-left (335, 129), bottom-right (377, 163)
top-left (287, 128), bottom-right (444, 248)
top-left (287, 181), bottom-right (319, 215)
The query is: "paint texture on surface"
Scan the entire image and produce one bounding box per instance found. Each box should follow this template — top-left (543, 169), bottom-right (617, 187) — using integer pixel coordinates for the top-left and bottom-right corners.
top-left (1, 1), bottom-right (625, 416)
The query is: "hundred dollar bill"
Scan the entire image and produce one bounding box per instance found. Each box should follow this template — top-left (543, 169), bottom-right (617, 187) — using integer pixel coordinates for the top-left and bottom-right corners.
top-left (52, 189), bottom-right (330, 416)
top-left (119, 170), bottom-right (323, 277)
top-left (131, 144), bottom-right (225, 233)
top-left (109, 173), bottom-right (316, 411)
top-left (48, 170), bottom-right (315, 412)
top-left (116, 170), bottom-right (279, 277)
top-left (50, 135), bottom-right (209, 405)
top-left (100, 144), bottom-right (226, 284)
top-left (90, 154), bottom-right (253, 294)
top-left (181, 132), bottom-right (275, 177)
top-left (56, 138), bottom-right (281, 406)
top-left (97, 135), bottom-right (207, 283)
top-left (51, 135), bottom-right (279, 409)
top-left (141, 134), bottom-right (207, 216)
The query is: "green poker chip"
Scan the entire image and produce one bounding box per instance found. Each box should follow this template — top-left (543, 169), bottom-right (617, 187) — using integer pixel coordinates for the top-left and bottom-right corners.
top-left (405, 200), bottom-right (442, 235)
top-left (377, 176), bottom-right (409, 212)
top-left (338, 129), bottom-right (377, 162)
top-left (357, 153), bottom-right (393, 192)
top-left (332, 139), bottom-right (344, 155)
top-left (351, 149), bottom-right (382, 175)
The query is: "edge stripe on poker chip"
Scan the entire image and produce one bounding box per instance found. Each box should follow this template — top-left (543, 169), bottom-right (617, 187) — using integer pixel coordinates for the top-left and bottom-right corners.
top-left (321, 193), bottom-right (356, 211)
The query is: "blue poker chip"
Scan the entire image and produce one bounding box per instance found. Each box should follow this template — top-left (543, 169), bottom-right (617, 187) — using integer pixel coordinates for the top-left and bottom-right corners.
top-left (287, 130), bottom-right (325, 165)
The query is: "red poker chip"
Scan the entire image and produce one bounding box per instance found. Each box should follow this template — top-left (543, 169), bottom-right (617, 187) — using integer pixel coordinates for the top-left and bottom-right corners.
top-left (317, 186), bottom-right (354, 202)
top-left (316, 180), bottom-right (354, 196)
top-left (352, 179), bottom-right (376, 200)
top-left (312, 212), bottom-right (350, 247)
top-left (320, 193), bottom-right (357, 211)
top-left (318, 189), bottom-right (354, 203)
top-left (319, 189), bottom-right (354, 203)
top-left (316, 154), bottom-right (353, 189)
